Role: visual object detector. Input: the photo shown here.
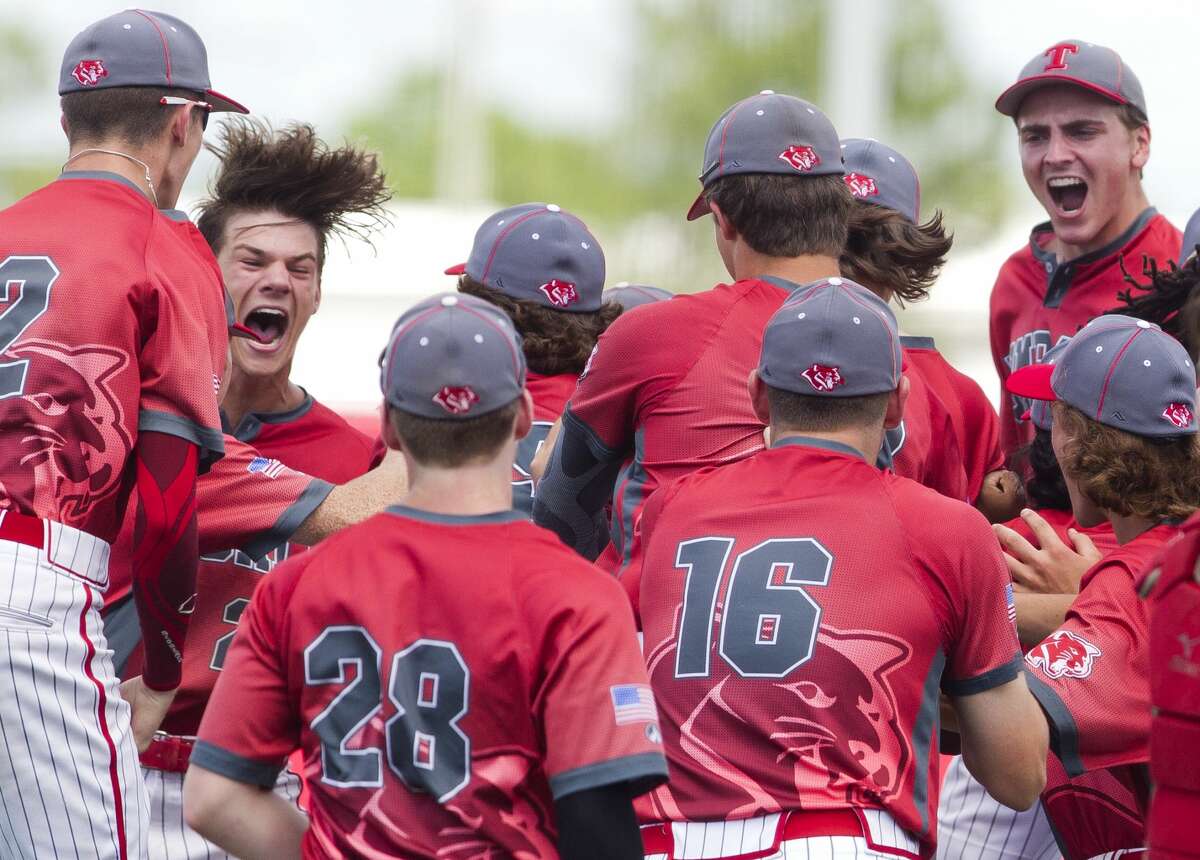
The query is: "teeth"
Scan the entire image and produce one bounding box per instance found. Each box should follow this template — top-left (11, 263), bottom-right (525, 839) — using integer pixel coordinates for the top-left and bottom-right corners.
top-left (1048, 177), bottom-right (1085, 188)
top-left (252, 308), bottom-right (286, 319)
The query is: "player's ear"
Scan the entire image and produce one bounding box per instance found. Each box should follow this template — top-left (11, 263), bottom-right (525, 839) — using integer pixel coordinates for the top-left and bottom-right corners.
top-left (1130, 122), bottom-right (1150, 172)
top-left (513, 390), bottom-right (534, 441)
top-left (883, 375), bottom-right (910, 430)
top-left (382, 406), bottom-right (403, 452)
top-left (710, 200), bottom-right (738, 243)
top-left (60, 113), bottom-right (70, 140)
top-left (748, 369), bottom-right (771, 425)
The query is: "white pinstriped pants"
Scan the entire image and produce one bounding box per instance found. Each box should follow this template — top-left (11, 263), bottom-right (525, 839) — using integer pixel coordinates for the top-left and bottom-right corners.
top-left (936, 755), bottom-right (1059, 860)
top-left (0, 523), bottom-right (147, 860)
top-left (647, 836), bottom-right (907, 859)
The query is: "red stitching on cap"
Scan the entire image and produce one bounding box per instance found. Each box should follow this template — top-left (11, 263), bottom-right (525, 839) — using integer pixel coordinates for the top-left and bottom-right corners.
top-left (716, 96), bottom-right (757, 179)
top-left (480, 209), bottom-right (545, 284)
top-left (1110, 47), bottom-right (1123, 93)
top-left (132, 10), bottom-right (172, 85)
top-left (1094, 328), bottom-right (1141, 419)
top-left (997, 74), bottom-right (1128, 112)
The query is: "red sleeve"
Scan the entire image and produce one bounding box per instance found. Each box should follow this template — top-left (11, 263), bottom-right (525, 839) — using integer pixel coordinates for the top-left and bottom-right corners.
top-left (191, 558), bottom-right (305, 785)
top-left (1025, 563), bottom-right (1150, 776)
top-left (566, 305), bottom-right (681, 453)
top-left (137, 229), bottom-right (228, 468)
top-left (532, 568), bottom-right (669, 800)
top-left (196, 436), bottom-right (333, 560)
top-left (952, 372), bottom-right (1006, 496)
top-left (989, 270), bottom-right (1022, 456)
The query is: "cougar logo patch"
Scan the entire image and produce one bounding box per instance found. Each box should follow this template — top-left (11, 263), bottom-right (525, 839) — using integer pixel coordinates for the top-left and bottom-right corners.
top-left (801, 363), bottom-right (845, 392)
top-left (1026, 630), bottom-right (1101, 679)
top-left (72, 59), bottom-right (109, 87)
top-left (844, 172), bottom-right (879, 198)
top-left (433, 385), bottom-right (479, 415)
top-left (539, 280), bottom-right (579, 308)
top-left (1163, 402), bottom-right (1193, 429)
top-left (778, 145), bottom-right (821, 172)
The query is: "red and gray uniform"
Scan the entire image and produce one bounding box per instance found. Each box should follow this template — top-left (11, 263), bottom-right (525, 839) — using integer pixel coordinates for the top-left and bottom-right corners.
top-left (0, 171), bottom-right (227, 859)
top-left (988, 210), bottom-right (1180, 454)
top-left (121, 395), bottom-right (372, 736)
top-left (632, 437), bottom-right (1022, 858)
top-left (193, 506), bottom-right (668, 858)
top-left (1025, 524), bottom-right (1179, 857)
top-left (900, 338), bottom-right (1005, 501)
top-left (1140, 512), bottom-right (1200, 859)
top-left (513, 371), bottom-right (576, 514)
top-left (1002, 507), bottom-right (1121, 557)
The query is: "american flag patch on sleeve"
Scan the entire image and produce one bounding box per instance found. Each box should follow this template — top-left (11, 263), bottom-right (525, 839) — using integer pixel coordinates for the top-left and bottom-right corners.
top-left (610, 684), bottom-right (657, 725)
top-left (1005, 583), bottom-right (1017, 625)
top-left (247, 457), bottom-right (284, 479)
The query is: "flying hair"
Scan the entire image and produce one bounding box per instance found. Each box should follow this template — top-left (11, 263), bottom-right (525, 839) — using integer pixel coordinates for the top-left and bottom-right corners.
top-left (1113, 253), bottom-right (1200, 359)
top-left (196, 119), bottom-right (391, 271)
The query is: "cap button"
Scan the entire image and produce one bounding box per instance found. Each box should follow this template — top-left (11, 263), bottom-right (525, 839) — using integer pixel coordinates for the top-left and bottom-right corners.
top-left (759, 89), bottom-right (775, 95)
top-left (828, 277), bottom-right (842, 285)
top-left (546, 203), bottom-right (561, 212)
top-left (441, 296), bottom-right (458, 307)
top-left (1136, 320), bottom-right (1150, 328)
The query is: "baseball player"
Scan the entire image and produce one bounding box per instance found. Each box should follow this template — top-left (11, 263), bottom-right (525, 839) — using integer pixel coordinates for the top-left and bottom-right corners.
top-left (182, 293), bottom-right (668, 858)
top-left (989, 40), bottom-right (1180, 455)
top-left (112, 121), bottom-right (388, 859)
top-left (534, 91), bottom-right (852, 569)
top-left (0, 11), bottom-right (246, 858)
top-left (629, 278), bottom-right (1047, 859)
top-left (837, 138), bottom-right (1014, 516)
top-left (1139, 511), bottom-right (1200, 857)
top-left (445, 202), bottom-right (621, 514)
top-left (1005, 314), bottom-right (1200, 857)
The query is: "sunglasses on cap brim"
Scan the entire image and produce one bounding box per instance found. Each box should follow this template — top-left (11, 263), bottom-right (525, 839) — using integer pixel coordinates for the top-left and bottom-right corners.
top-left (160, 95), bottom-right (213, 131)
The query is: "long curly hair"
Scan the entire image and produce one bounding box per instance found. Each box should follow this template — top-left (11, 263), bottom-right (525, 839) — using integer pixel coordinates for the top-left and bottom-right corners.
top-left (196, 119), bottom-right (391, 271)
top-left (1113, 254), bottom-right (1200, 360)
top-left (839, 202), bottom-right (952, 304)
top-left (1054, 402), bottom-right (1200, 521)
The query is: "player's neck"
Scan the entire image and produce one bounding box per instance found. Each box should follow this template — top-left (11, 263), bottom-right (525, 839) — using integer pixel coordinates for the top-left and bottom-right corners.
top-left (400, 454), bottom-right (516, 516)
top-left (770, 425), bottom-right (885, 463)
top-left (1048, 183), bottom-right (1150, 261)
top-left (61, 142), bottom-right (167, 207)
top-left (1108, 512), bottom-right (1157, 545)
top-left (221, 368), bottom-right (305, 428)
top-left (732, 250), bottom-right (841, 288)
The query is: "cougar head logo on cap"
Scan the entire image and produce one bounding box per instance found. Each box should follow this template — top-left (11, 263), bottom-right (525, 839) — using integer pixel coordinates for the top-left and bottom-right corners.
top-left (1163, 402), bottom-right (1193, 429)
top-left (801, 363), bottom-right (845, 393)
top-left (844, 172), bottom-right (879, 199)
top-left (539, 279), bottom-right (579, 308)
top-left (72, 59), bottom-right (109, 87)
top-left (1026, 630), bottom-right (1101, 679)
top-left (433, 386), bottom-right (479, 415)
top-left (779, 145), bottom-right (821, 173)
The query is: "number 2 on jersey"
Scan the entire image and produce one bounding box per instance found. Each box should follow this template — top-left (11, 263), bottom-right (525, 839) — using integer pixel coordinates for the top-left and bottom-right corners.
top-left (304, 627), bottom-right (471, 802)
top-left (674, 537), bottom-right (832, 679)
top-left (0, 256), bottom-right (58, 398)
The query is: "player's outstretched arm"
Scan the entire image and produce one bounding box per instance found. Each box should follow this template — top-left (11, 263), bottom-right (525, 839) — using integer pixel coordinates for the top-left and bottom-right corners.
top-left (951, 673), bottom-right (1048, 810)
top-left (291, 445), bottom-right (408, 545)
top-left (129, 430), bottom-right (202, 748)
top-left (183, 766), bottom-right (305, 860)
top-left (554, 785), bottom-right (645, 860)
top-left (532, 411), bottom-right (622, 558)
top-left (1014, 593), bottom-right (1075, 648)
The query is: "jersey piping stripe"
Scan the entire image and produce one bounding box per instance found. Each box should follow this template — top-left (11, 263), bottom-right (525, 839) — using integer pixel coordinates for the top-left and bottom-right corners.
top-left (910, 649), bottom-right (944, 836)
top-left (79, 583), bottom-right (128, 860)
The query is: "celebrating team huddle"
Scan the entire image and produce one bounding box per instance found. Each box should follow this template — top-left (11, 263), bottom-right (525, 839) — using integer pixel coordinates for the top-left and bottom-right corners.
top-left (0, 8), bottom-right (1196, 860)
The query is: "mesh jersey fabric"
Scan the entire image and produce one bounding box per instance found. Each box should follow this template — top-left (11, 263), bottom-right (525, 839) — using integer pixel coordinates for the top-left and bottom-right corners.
top-left (514, 372), bottom-right (576, 515)
top-left (193, 507), bottom-right (668, 859)
top-left (631, 438), bottom-right (1022, 856)
top-left (988, 210), bottom-right (1180, 455)
top-left (0, 173), bottom-right (228, 543)
top-left (122, 395), bottom-right (372, 735)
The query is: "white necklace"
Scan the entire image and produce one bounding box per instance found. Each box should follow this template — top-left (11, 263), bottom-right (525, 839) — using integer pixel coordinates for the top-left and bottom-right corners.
top-left (62, 148), bottom-right (159, 207)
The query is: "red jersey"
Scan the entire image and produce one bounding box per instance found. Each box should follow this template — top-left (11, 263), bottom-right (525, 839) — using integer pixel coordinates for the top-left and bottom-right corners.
top-left (632, 436), bottom-right (1021, 854)
top-left (1040, 755), bottom-right (1146, 860)
top-left (122, 395), bottom-right (372, 735)
top-left (900, 337), bottom-right (1005, 501)
top-left (1140, 513), bottom-right (1200, 859)
top-left (194, 506), bottom-right (668, 858)
top-left (0, 171), bottom-right (227, 544)
top-left (1017, 520), bottom-right (1176, 854)
top-left (1003, 507), bottom-right (1121, 557)
top-left (514, 371), bottom-right (575, 514)
top-left (989, 210), bottom-right (1180, 454)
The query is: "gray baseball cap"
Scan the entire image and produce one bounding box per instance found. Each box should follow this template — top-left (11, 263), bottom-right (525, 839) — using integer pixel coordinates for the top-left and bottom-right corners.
top-left (379, 293), bottom-right (526, 420)
top-left (1026, 339), bottom-right (1072, 431)
top-left (758, 277), bottom-right (902, 398)
top-left (60, 9), bottom-right (247, 114)
top-left (995, 40), bottom-right (1145, 119)
top-left (446, 203), bottom-right (604, 313)
top-left (686, 90), bottom-right (843, 221)
top-left (1180, 207), bottom-right (1200, 266)
top-left (603, 283), bottom-right (673, 311)
top-left (839, 138), bottom-right (921, 224)
top-left (1007, 314), bottom-right (1196, 437)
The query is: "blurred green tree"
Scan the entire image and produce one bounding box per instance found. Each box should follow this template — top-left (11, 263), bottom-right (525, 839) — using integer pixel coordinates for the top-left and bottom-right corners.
top-left (0, 21), bottom-right (57, 203)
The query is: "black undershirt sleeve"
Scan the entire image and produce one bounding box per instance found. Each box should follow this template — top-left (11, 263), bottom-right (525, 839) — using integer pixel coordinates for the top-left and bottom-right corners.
top-left (554, 784), bottom-right (644, 860)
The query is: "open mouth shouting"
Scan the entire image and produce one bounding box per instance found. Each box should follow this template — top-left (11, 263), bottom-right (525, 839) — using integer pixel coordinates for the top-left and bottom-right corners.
top-left (241, 306), bottom-right (290, 352)
top-left (1046, 176), bottom-right (1088, 217)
